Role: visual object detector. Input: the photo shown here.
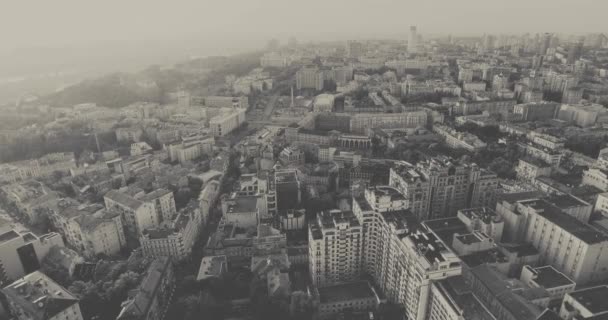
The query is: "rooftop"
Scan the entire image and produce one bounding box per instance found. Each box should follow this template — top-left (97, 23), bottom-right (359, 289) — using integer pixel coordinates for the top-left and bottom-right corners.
top-left (526, 265), bottom-right (575, 289)
top-left (2, 271), bottom-right (79, 320)
top-left (423, 217), bottom-right (469, 247)
top-left (0, 230), bottom-right (20, 244)
top-left (458, 207), bottom-right (501, 224)
top-left (370, 186), bottom-right (406, 201)
top-left (227, 196), bottom-right (259, 214)
top-left (138, 189), bottom-right (173, 202)
top-left (380, 209), bottom-right (419, 239)
top-left (461, 248), bottom-right (508, 267)
top-left (500, 243), bottom-right (540, 257)
top-left (318, 281), bottom-right (377, 304)
top-left (568, 285), bottom-right (608, 315)
top-left (104, 190), bottom-right (143, 210)
top-left (533, 200), bottom-right (608, 244)
top-left (545, 194), bottom-right (589, 210)
top-left (408, 232), bottom-right (451, 265)
top-left (117, 257), bottom-right (172, 319)
top-left (197, 255), bottom-right (227, 281)
top-left (470, 265), bottom-right (541, 320)
top-left (434, 276), bottom-right (495, 320)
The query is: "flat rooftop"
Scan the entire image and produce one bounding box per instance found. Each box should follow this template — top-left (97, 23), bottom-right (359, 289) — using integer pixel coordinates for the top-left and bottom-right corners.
top-left (535, 200), bottom-right (608, 244)
top-left (458, 207), bottom-right (500, 224)
top-left (423, 217), bottom-right (469, 247)
top-left (455, 233), bottom-right (483, 245)
top-left (568, 286), bottom-right (608, 314)
top-left (197, 255), bottom-right (227, 281)
top-left (409, 232), bottom-right (451, 264)
top-left (0, 230), bottom-right (20, 244)
top-left (435, 276), bottom-right (495, 320)
top-left (529, 266), bottom-right (575, 289)
top-left (318, 281), bottom-right (377, 304)
top-left (545, 194), bottom-right (589, 209)
top-left (461, 248), bottom-right (508, 267)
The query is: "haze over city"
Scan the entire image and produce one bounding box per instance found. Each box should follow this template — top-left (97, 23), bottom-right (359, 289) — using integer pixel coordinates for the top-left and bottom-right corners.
top-left (3, 2), bottom-right (608, 320)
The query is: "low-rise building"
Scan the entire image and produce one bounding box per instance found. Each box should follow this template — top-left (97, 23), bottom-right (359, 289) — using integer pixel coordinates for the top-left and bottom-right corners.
top-left (582, 168), bottom-right (608, 191)
top-left (117, 257), bottom-right (175, 320)
top-left (196, 255), bottom-right (228, 281)
top-left (316, 281), bottom-right (381, 320)
top-left (433, 124), bottom-right (487, 151)
top-left (559, 285), bottom-right (608, 320)
top-left (516, 158), bottom-right (552, 181)
top-left (520, 265), bottom-right (575, 303)
top-left (2, 270), bottom-right (83, 320)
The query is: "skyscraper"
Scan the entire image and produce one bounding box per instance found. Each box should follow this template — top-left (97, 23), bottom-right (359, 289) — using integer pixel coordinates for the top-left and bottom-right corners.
top-left (539, 33), bottom-right (552, 55)
top-left (408, 26), bottom-right (418, 53)
top-left (567, 37), bottom-right (584, 64)
top-left (346, 40), bottom-right (364, 59)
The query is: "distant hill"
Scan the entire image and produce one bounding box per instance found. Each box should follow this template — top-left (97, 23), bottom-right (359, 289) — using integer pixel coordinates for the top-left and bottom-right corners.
top-left (41, 73), bottom-right (160, 108)
top-left (41, 51), bottom-right (264, 109)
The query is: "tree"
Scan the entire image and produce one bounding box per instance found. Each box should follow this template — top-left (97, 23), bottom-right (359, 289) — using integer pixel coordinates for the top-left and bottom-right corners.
top-left (488, 157), bottom-right (516, 179)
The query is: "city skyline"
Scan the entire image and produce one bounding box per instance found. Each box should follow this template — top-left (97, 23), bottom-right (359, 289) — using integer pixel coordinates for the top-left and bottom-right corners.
top-left (2, 0), bottom-right (608, 52)
top-left (3, 2), bottom-right (608, 320)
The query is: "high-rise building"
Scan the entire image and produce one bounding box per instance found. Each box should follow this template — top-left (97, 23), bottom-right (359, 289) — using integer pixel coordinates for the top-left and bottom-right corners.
top-left (408, 26), bottom-right (418, 53)
top-left (389, 156), bottom-right (498, 221)
top-left (346, 40), bottom-right (364, 59)
top-left (288, 36), bottom-right (297, 49)
top-left (309, 209), bottom-right (363, 287)
top-left (567, 38), bottom-right (584, 64)
top-left (275, 169), bottom-right (301, 214)
top-left (352, 186), bottom-right (461, 320)
top-left (539, 33), bottom-right (552, 55)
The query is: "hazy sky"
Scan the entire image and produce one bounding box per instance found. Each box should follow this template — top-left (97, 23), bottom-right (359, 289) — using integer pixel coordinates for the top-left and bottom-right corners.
top-left (2, 0), bottom-right (607, 52)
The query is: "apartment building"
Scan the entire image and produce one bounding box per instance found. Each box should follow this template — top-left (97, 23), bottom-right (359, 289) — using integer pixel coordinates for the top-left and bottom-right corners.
top-left (308, 209), bottom-right (363, 287)
top-left (166, 135), bottom-right (214, 164)
top-left (518, 141), bottom-right (563, 167)
top-left (45, 200), bottom-right (126, 258)
top-left (140, 204), bottom-right (202, 261)
top-left (389, 157), bottom-right (498, 220)
top-left (209, 107), bottom-right (246, 137)
top-left (351, 186), bottom-right (462, 320)
top-left (104, 190), bottom-right (159, 238)
top-left (433, 124), bottom-right (487, 152)
top-left (516, 158), bottom-right (552, 181)
top-left (2, 271), bottom-right (83, 320)
top-left (582, 168), bottom-right (608, 191)
top-left (117, 257), bottom-right (175, 320)
top-left (203, 96), bottom-right (248, 109)
top-left (0, 231), bottom-right (64, 282)
top-left (349, 111), bottom-right (428, 134)
top-left (137, 189), bottom-right (176, 224)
